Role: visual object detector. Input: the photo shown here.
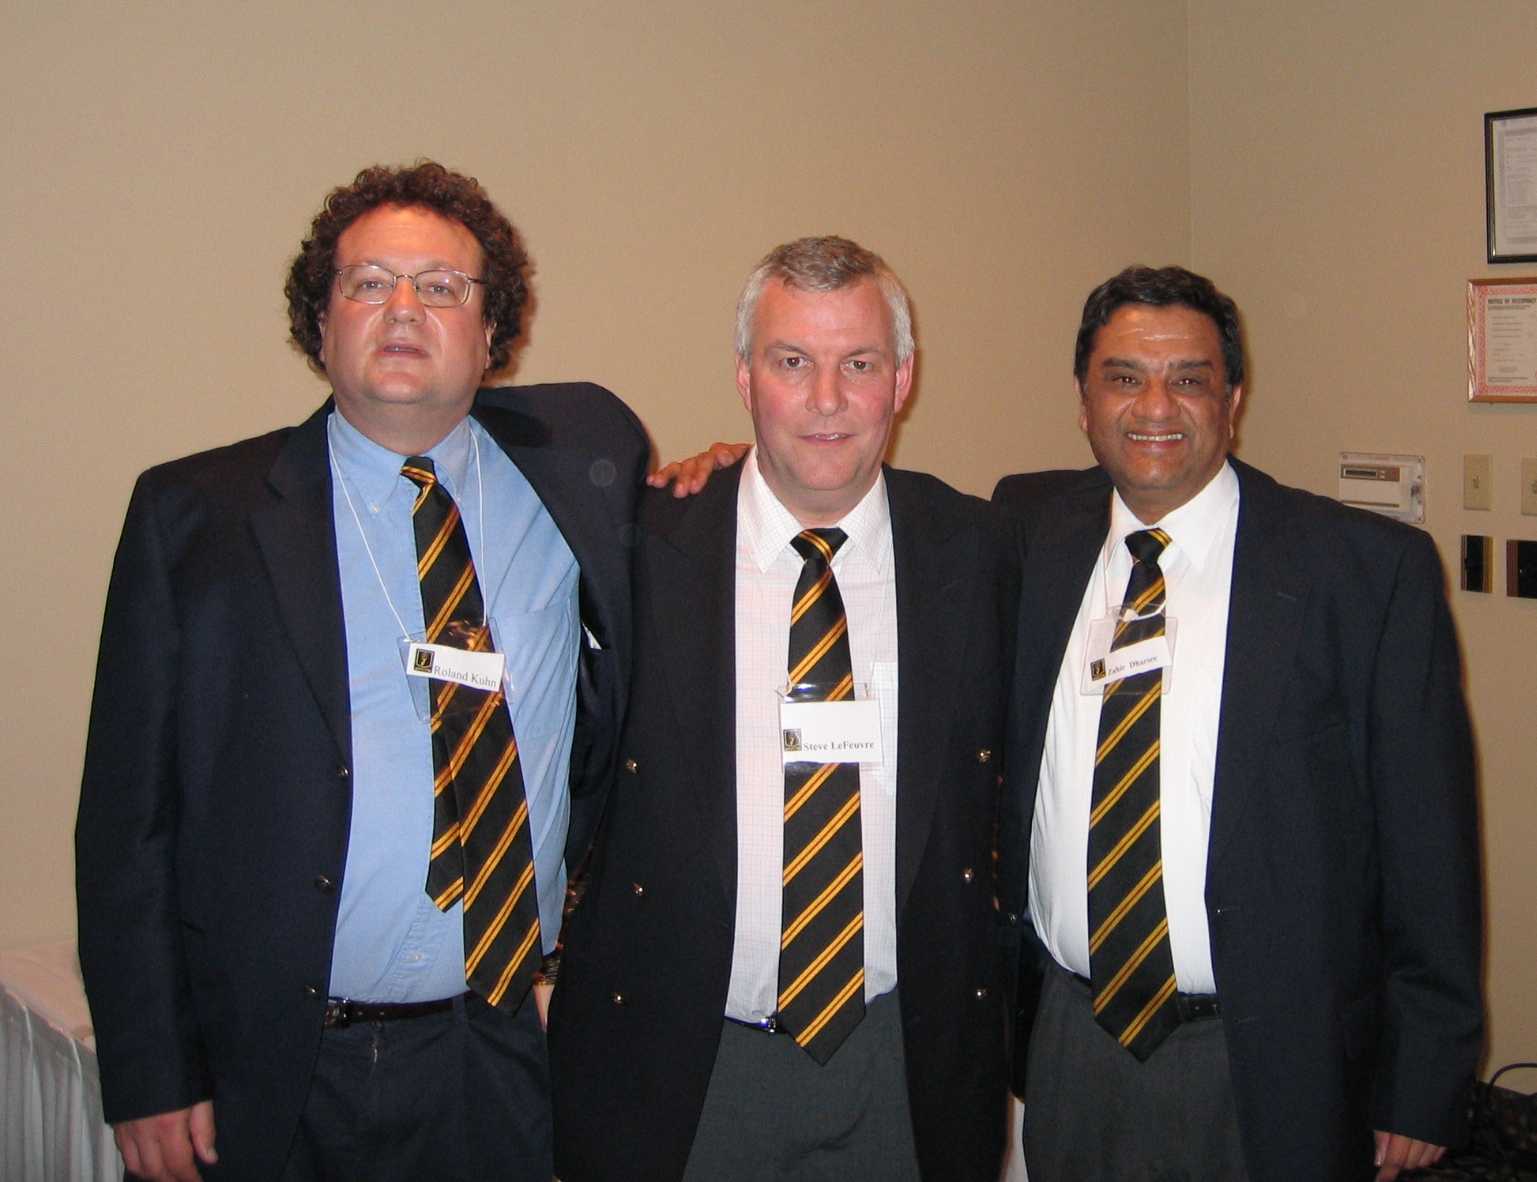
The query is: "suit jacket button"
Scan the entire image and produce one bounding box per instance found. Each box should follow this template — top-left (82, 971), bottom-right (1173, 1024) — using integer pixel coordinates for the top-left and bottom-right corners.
top-left (313, 874), bottom-right (335, 893)
top-left (303, 983), bottom-right (321, 998)
top-left (336, 765), bottom-right (350, 779)
top-left (632, 882), bottom-right (645, 897)
top-left (974, 986), bottom-right (990, 1000)
top-left (961, 867), bottom-right (975, 884)
top-left (611, 991), bottom-right (626, 1006)
top-left (975, 749), bottom-right (992, 764)
top-left (623, 758), bottom-right (639, 774)
top-left (1005, 912), bottom-right (1018, 925)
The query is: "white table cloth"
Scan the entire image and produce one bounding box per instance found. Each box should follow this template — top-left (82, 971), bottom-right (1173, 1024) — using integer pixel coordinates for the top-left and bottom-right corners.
top-left (0, 940), bottom-right (118, 1182)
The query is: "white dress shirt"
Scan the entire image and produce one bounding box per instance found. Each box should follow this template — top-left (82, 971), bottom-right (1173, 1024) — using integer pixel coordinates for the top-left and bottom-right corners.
top-left (725, 450), bottom-right (900, 1022)
top-left (1030, 461), bottom-right (1239, 993)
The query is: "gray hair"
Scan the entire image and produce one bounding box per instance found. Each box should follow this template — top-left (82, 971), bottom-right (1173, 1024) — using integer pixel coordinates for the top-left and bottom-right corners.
top-left (734, 236), bottom-right (915, 364)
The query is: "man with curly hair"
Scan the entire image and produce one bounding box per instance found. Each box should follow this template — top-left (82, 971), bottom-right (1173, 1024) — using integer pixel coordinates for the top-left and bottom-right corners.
top-left (76, 161), bottom-right (648, 1180)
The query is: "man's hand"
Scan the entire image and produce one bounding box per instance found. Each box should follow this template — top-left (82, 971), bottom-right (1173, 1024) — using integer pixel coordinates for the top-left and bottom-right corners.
top-left (1374, 1129), bottom-right (1445, 1180)
top-left (116, 1100), bottom-right (217, 1182)
top-left (646, 442), bottom-right (749, 497)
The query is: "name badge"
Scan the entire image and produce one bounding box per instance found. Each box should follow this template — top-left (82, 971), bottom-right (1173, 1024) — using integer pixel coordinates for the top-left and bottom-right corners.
top-left (1081, 614), bottom-right (1178, 694)
top-left (406, 642), bottom-right (507, 693)
top-left (779, 699), bottom-right (884, 765)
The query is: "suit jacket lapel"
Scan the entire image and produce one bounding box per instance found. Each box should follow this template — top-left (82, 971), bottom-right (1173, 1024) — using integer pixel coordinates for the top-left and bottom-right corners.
top-left (646, 471), bottom-right (743, 902)
top-left (1018, 480), bottom-right (1109, 801)
top-left (1207, 459), bottom-right (1308, 877)
top-left (889, 472), bottom-right (979, 912)
top-left (250, 403), bottom-right (351, 763)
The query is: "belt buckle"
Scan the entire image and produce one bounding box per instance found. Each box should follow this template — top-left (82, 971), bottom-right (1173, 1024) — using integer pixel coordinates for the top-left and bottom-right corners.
top-left (324, 998), bottom-right (360, 1029)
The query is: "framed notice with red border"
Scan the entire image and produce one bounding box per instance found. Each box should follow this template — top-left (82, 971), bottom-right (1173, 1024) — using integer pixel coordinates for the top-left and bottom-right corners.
top-left (1468, 277), bottom-right (1537, 403)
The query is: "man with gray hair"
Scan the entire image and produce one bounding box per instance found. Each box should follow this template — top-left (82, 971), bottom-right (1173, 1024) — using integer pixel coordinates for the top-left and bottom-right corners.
top-left (550, 236), bottom-right (1020, 1180)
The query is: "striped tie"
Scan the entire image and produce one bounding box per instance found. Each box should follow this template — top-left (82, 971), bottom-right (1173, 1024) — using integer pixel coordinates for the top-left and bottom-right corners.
top-left (401, 456), bottom-right (542, 1013)
top-left (777, 528), bottom-right (865, 1064)
top-left (1088, 527), bottom-right (1179, 1060)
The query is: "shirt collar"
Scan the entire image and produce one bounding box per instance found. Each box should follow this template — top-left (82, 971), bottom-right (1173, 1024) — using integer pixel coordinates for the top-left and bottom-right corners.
top-left (328, 409), bottom-right (476, 507)
top-left (739, 447), bottom-right (893, 575)
top-left (1105, 458), bottom-right (1239, 574)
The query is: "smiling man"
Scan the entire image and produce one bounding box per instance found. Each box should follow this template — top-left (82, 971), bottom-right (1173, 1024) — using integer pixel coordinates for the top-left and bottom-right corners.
top-left (551, 237), bottom-right (1020, 1181)
top-left (75, 162), bottom-right (647, 1180)
top-left (994, 266), bottom-right (1482, 1181)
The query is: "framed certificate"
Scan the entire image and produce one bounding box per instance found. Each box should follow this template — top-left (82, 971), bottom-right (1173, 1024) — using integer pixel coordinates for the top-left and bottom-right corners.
top-left (1486, 107), bottom-right (1537, 264)
top-left (1468, 277), bottom-right (1537, 403)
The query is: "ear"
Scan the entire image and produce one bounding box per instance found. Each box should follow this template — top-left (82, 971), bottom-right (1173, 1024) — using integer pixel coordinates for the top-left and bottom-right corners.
top-left (483, 319), bottom-right (496, 369)
top-left (893, 354), bottom-right (915, 415)
top-left (1226, 382), bottom-right (1245, 437)
top-left (1076, 379), bottom-right (1089, 434)
top-left (317, 310), bottom-right (328, 369)
top-left (736, 355), bottom-right (753, 413)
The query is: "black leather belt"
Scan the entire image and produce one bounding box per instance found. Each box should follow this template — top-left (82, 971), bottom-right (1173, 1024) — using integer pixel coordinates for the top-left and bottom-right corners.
top-left (1174, 992), bottom-right (1220, 1022)
top-left (322, 994), bottom-right (463, 1029)
top-left (1071, 973), bottom-right (1220, 1022)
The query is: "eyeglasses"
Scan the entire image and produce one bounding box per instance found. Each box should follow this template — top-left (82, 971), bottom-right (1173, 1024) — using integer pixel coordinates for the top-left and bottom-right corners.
top-left (334, 264), bottom-right (485, 307)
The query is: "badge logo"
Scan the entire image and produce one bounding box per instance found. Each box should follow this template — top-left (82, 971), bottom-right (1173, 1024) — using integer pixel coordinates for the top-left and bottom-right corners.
top-left (413, 648), bottom-right (436, 673)
top-left (782, 729), bottom-right (802, 753)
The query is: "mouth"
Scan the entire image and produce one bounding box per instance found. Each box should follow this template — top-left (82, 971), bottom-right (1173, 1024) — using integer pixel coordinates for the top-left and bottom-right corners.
top-left (802, 432), bottom-right (852, 443)
top-left (378, 340), bottom-right (429, 357)
top-left (1127, 431), bottom-right (1184, 443)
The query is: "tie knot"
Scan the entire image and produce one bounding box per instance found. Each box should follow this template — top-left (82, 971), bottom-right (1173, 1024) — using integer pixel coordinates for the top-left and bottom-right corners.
top-left (401, 455), bottom-right (437, 490)
top-left (790, 528), bottom-right (848, 566)
top-left (1125, 527), bottom-right (1169, 566)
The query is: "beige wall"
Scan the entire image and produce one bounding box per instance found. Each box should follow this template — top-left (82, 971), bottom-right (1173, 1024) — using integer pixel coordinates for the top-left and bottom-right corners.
top-left (5, 0), bottom-right (1526, 1082)
top-left (0, 4), bottom-right (1186, 941)
top-left (1188, 1), bottom-right (1537, 1069)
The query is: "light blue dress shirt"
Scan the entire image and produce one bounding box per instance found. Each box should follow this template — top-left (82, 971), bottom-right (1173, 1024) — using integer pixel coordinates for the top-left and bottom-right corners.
top-left (326, 410), bottom-right (579, 1002)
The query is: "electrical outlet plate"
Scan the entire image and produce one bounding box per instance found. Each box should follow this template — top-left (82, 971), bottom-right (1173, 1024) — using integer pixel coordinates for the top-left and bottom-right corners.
top-left (1508, 540), bottom-right (1537, 599)
top-left (1461, 535), bottom-right (1493, 593)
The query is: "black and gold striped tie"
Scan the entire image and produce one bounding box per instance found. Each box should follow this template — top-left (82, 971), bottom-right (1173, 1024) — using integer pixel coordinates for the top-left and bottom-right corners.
top-left (401, 456), bottom-right (541, 1013)
top-left (1088, 526), bottom-right (1179, 1060)
top-left (777, 528), bottom-right (865, 1064)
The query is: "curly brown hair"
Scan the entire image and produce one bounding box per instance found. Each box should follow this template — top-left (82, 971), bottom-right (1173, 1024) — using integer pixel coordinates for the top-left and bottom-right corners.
top-left (285, 161), bottom-right (529, 374)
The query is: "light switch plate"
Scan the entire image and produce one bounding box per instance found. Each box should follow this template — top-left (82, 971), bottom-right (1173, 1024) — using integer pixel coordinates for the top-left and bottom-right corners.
top-left (1522, 459), bottom-right (1537, 516)
top-left (1464, 454), bottom-right (1493, 511)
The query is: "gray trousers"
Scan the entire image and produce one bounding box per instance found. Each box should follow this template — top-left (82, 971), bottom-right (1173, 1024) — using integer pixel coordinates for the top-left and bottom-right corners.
top-left (682, 989), bottom-right (921, 1182)
top-left (1023, 961), bottom-right (1250, 1182)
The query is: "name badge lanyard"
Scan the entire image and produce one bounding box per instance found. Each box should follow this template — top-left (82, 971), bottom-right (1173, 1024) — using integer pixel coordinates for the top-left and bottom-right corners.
top-left (328, 421), bottom-right (505, 703)
top-left (1081, 530), bottom-right (1177, 695)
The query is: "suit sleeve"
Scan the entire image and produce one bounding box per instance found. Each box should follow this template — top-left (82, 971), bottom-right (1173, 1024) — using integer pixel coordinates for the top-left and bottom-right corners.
top-left (75, 474), bottom-right (210, 1123)
top-left (1368, 529), bottom-right (1481, 1144)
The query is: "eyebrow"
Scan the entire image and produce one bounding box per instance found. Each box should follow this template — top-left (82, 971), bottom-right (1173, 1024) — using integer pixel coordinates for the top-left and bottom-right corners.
top-left (342, 258), bottom-right (468, 272)
top-left (1097, 356), bottom-right (1215, 373)
top-left (763, 339), bottom-right (889, 358)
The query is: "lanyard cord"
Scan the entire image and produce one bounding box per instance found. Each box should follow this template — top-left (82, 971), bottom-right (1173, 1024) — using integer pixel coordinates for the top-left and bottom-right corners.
top-left (326, 416), bottom-right (490, 636)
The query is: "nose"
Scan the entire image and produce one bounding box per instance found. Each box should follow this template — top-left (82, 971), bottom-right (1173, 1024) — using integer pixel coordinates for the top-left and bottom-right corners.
top-left (1132, 376), bottom-right (1179, 419)
top-left (807, 366), bottom-right (846, 417)
top-left (383, 274), bottom-right (425, 322)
